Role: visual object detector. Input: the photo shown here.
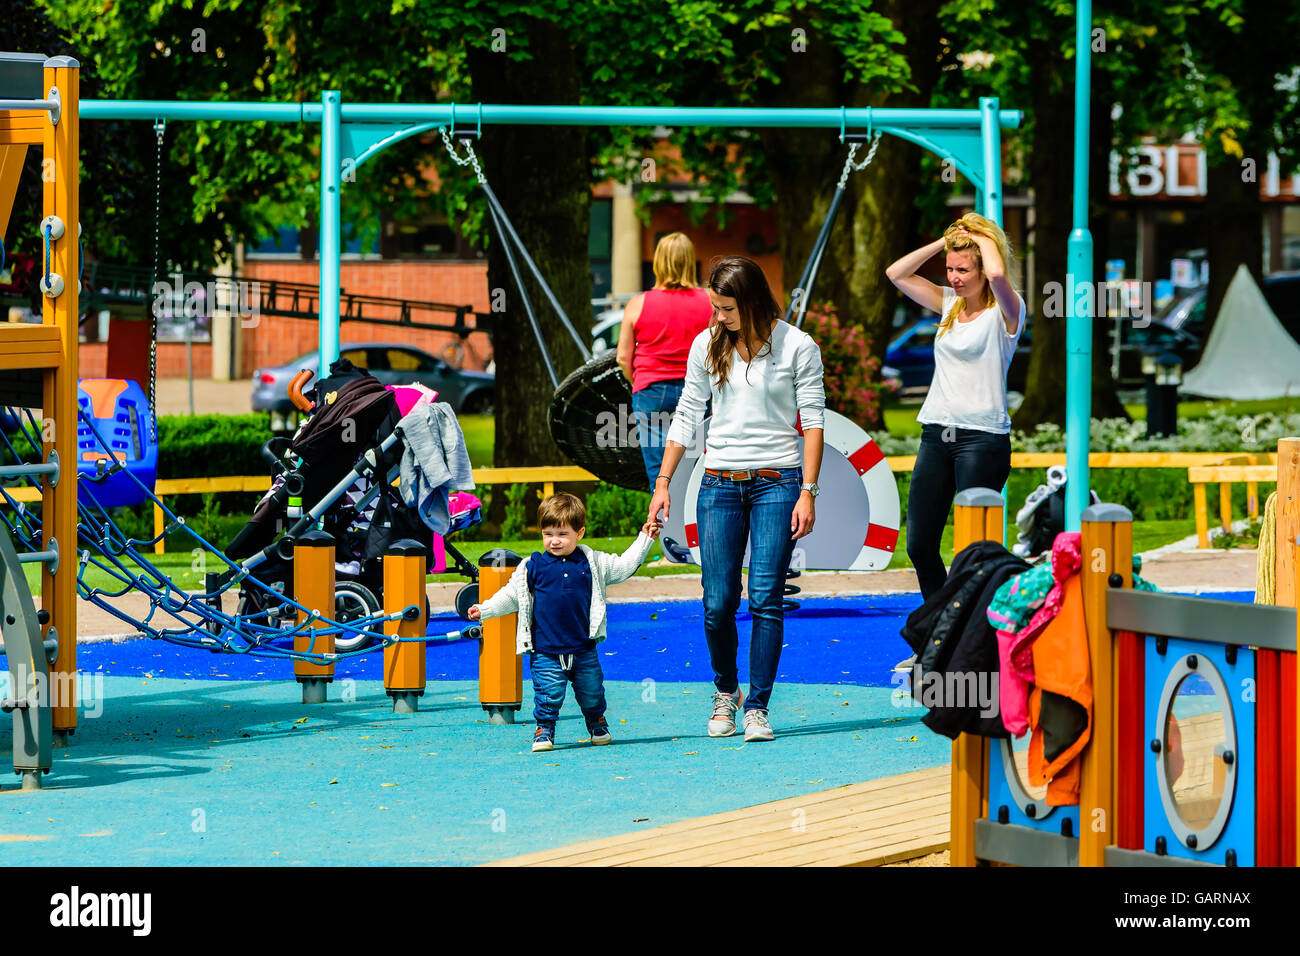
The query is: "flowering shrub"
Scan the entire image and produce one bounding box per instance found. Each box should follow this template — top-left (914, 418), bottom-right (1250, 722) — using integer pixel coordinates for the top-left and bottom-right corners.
top-left (802, 303), bottom-right (884, 427)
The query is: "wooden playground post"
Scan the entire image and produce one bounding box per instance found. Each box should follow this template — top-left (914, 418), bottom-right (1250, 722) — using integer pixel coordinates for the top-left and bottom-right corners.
top-left (293, 530), bottom-right (336, 704)
top-left (40, 58), bottom-right (80, 741)
top-left (949, 487), bottom-right (1003, 867)
top-left (477, 548), bottom-right (522, 724)
top-left (383, 539), bottom-right (428, 714)
top-left (1078, 503), bottom-right (1132, 867)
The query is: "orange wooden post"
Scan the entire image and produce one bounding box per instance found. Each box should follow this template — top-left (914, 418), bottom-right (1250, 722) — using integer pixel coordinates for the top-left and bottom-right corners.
top-left (1079, 502), bottom-right (1132, 868)
top-left (41, 57), bottom-right (80, 743)
top-left (478, 548), bottom-right (522, 724)
top-left (383, 539), bottom-right (428, 714)
top-left (293, 530), bottom-right (336, 704)
top-left (949, 487), bottom-right (1003, 867)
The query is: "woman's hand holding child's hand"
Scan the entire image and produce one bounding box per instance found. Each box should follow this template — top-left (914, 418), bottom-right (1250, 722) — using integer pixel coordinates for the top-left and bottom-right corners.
top-left (642, 519), bottom-right (662, 539)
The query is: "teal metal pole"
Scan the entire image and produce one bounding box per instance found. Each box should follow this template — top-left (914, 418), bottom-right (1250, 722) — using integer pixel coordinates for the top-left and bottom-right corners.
top-left (1065, 0), bottom-right (1094, 532)
top-left (320, 91), bottom-right (341, 371)
top-left (980, 97), bottom-right (1009, 546)
top-left (80, 100), bottom-right (1020, 131)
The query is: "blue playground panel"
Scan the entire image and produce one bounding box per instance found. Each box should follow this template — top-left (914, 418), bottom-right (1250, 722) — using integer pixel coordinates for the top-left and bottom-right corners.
top-left (1143, 636), bottom-right (1255, 866)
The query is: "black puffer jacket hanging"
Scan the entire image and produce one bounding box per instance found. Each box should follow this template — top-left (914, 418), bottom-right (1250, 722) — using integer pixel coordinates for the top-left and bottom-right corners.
top-left (900, 540), bottom-right (1030, 740)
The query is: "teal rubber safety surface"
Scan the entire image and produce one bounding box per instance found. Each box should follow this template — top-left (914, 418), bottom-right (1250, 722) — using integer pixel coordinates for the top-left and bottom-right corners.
top-left (0, 675), bottom-right (948, 866)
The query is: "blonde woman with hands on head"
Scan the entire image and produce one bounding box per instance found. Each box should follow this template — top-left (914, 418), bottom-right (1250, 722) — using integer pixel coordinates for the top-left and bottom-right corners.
top-left (885, 212), bottom-right (1025, 608)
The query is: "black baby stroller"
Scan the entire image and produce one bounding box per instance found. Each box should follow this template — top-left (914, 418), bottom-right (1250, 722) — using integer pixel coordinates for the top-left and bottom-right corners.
top-left (210, 358), bottom-right (481, 652)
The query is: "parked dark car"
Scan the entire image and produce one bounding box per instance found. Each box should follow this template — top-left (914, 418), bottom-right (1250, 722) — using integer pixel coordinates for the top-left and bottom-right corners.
top-left (251, 343), bottom-right (495, 427)
top-left (1158, 272), bottom-right (1300, 341)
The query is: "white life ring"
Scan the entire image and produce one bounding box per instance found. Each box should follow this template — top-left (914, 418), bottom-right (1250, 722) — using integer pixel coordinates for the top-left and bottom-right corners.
top-left (680, 408), bottom-right (899, 570)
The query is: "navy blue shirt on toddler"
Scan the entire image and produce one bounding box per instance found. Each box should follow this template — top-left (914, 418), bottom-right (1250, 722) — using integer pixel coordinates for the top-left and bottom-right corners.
top-left (527, 549), bottom-right (595, 654)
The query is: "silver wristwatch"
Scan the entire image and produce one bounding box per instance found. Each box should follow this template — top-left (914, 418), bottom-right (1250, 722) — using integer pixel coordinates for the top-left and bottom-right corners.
top-left (801, 482), bottom-right (820, 497)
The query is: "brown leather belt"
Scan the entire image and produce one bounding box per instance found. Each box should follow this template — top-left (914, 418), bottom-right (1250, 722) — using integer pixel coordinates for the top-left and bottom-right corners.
top-left (704, 468), bottom-right (783, 481)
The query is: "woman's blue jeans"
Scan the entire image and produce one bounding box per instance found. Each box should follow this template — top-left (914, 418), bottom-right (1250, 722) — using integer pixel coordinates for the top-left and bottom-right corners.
top-left (697, 467), bottom-right (802, 713)
top-left (631, 379), bottom-right (685, 489)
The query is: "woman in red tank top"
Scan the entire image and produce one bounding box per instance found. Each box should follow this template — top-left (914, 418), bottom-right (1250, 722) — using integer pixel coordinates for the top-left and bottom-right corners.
top-left (617, 232), bottom-right (713, 493)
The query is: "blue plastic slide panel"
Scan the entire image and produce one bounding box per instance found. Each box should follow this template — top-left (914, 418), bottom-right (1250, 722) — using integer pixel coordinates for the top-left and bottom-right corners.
top-left (76, 378), bottom-right (158, 508)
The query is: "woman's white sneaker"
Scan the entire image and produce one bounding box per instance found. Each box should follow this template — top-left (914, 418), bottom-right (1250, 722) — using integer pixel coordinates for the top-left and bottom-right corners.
top-left (708, 689), bottom-right (745, 737)
top-left (743, 709), bottom-right (775, 742)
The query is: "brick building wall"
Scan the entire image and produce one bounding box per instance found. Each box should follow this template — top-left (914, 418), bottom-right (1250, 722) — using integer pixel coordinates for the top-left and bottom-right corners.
top-left (80, 342), bottom-right (214, 378)
top-left (238, 260), bottom-right (494, 375)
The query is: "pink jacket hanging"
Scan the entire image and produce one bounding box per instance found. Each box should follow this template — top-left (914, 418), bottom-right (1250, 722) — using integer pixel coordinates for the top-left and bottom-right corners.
top-left (994, 532), bottom-right (1083, 736)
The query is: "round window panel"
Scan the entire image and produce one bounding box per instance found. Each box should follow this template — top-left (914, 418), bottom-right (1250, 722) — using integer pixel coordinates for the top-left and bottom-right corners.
top-left (1154, 656), bottom-right (1237, 851)
top-left (1000, 733), bottom-right (1052, 820)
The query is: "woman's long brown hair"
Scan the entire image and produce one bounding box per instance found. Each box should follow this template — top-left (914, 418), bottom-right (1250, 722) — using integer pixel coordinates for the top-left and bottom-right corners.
top-left (705, 256), bottom-right (781, 390)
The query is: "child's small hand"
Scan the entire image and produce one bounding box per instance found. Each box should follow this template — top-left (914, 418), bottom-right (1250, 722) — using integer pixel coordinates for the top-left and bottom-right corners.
top-left (642, 519), bottom-right (661, 539)
top-left (467, 604), bottom-right (481, 621)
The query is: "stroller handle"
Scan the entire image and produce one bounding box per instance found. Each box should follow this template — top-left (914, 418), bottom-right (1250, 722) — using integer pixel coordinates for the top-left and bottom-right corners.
top-left (288, 369), bottom-right (315, 412)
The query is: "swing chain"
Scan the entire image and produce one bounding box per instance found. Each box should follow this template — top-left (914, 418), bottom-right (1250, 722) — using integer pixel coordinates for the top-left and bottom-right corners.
top-left (837, 130), bottom-right (882, 190)
top-left (149, 118), bottom-right (166, 442)
top-left (439, 125), bottom-right (485, 185)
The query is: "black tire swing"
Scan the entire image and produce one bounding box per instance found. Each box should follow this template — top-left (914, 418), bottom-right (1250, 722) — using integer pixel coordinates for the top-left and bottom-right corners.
top-left (441, 127), bottom-right (651, 491)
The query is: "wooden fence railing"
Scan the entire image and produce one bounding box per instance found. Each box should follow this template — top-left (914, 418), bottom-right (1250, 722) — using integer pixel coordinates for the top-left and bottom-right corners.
top-left (1, 452), bottom-right (1271, 554)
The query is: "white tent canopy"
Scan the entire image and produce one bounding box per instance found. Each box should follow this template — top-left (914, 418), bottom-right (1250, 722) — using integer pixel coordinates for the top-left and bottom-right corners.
top-left (1180, 264), bottom-right (1300, 400)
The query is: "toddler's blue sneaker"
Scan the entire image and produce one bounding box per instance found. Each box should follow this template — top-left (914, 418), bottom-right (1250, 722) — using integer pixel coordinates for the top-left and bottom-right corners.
top-left (532, 726), bottom-right (555, 752)
top-left (589, 719), bottom-right (612, 746)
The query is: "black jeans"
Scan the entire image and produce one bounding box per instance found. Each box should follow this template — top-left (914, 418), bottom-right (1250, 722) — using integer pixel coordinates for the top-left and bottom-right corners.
top-left (906, 423), bottom-right (1011, 601)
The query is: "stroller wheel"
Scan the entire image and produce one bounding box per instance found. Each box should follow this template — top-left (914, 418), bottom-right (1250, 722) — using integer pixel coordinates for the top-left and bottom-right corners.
top-left (455, 583), bottom-right (479, 621)
top-left (333, 581), bottom-right (382, 653)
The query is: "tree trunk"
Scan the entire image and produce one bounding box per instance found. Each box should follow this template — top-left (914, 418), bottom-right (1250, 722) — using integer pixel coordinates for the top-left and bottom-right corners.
top-left (467, 21), bottom-right (590, 524)
top-left (1013, 39), bottom-right (1073, 430)
top-left (1089, 66), bottom-right (1129, 420)
top-left (1204, 146), bottom-right (1264, 331)
top-left (757, 0), bottom-right (940, 431)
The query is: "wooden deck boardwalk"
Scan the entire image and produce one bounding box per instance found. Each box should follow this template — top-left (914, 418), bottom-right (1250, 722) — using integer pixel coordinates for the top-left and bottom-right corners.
top-left (487, 764), bottom-right (950, 867)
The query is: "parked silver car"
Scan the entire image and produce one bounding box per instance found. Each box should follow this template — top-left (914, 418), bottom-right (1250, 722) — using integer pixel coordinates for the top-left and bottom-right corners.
top-left (252, 342), bottom-right (494, 429)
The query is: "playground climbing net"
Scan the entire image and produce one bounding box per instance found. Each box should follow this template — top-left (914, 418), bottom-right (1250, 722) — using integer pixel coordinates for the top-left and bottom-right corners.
top-left (0, 404), bottom-right (475, 664)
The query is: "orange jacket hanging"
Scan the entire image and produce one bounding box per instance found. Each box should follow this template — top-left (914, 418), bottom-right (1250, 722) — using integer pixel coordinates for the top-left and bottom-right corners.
top-left (1026, 570), bottom-right (1093, 806)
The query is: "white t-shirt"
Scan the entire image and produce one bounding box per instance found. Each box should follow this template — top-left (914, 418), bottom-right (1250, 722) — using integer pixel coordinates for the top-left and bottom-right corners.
top-left (666, 319), bottom-right (826, 469)
top-left (916, 287), bottom-right (1025, 434)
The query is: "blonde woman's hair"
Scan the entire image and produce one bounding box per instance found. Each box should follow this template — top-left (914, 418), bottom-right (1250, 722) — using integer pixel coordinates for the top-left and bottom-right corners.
top-left (936, 212), bottom-right (1017, 338)
top-left (652, 232), bottom-right (698, 289)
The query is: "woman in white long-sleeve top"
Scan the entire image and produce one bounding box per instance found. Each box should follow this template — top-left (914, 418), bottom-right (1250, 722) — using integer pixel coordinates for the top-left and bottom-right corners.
top-left (647, 255), bottom-right (826, 743)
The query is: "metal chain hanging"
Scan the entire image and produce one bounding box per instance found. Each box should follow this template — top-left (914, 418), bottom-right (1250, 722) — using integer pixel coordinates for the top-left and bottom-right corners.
top-left (837, 130), bottom-right (882, 189)
top-left (438, 125), bottom-right (485, 185)
top-left (790, 131), bottom-right (884, 329)
top-left (148, 118), bottom-right (165, 441)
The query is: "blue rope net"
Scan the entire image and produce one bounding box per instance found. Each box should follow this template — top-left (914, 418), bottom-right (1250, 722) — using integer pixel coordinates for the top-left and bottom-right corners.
top-left (0, 405), bottom-right (477, 665)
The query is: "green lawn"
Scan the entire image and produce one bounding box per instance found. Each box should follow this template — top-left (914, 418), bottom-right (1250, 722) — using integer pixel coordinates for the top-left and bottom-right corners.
top-left (460, 413), bottom-right (494, 467)
top-left (1124, 396), bottom-right (1300, 421)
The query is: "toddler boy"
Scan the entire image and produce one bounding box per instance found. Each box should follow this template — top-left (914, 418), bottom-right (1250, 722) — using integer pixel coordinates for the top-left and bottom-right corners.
top-left (469, 492), bottom-right (658, 751)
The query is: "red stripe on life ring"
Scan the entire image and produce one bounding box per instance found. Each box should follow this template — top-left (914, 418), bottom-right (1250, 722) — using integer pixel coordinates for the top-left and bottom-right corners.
top-left (794, 413), bottom-right (803, 435)
top-left (685, 522), bottom-right (699, 548)
top-left (864, 522), bottom-right (898, 552)
top-left (848, 441), bottom-right (884, 475)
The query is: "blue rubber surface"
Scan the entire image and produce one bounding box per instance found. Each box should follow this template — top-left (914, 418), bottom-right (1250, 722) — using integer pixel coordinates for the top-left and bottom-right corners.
top-left (75, 591), bottom-right (1254, 685)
